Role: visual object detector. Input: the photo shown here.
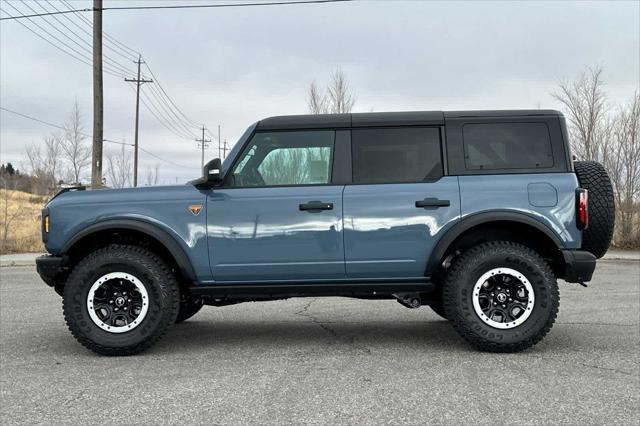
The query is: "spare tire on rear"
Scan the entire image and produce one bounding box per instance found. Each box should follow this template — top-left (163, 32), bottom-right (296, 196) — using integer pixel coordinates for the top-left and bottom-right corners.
top-left (573, 161), bottom-right (615, 258)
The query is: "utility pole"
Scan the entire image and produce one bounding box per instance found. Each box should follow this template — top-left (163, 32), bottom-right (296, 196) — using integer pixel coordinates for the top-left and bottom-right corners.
top-left (222, 140), bottom-right (228, 159)
top-left (196, 125), bottom-right (211, 169)
top-left (91, 0), bottom-right (103, 189)
top-left (125, 55), bottom-right (152, 187)
top-left (217, 124), bottom-right (221, 159)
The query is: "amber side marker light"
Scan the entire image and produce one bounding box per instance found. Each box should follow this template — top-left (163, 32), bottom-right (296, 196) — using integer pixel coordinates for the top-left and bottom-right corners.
top-left (44, 215), bottom-right (50, 233)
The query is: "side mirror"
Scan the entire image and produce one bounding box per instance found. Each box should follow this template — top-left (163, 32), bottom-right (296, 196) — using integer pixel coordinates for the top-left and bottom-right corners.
top-left (204, 158), bottom-right (222, 184)
top-left (191, 158), bottom-right (222, 188)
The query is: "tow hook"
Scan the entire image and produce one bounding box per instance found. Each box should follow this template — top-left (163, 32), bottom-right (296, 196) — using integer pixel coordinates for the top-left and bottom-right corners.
top-left (394, 293), bottom-right (421, 309)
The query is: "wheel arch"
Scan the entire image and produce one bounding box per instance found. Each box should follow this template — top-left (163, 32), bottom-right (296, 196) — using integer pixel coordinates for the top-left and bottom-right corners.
top-left (61, 219), bottom-right (197, 283)
top-left (427, 211), bottom-right (564, 276)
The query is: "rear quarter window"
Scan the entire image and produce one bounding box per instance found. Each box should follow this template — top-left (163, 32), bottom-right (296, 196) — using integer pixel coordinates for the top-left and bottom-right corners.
top-left (462, 122), bottom-right (554, 170)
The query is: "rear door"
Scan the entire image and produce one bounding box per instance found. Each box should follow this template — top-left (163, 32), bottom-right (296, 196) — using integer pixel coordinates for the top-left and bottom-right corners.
top-left (343, 127), bottom-right (461, 279)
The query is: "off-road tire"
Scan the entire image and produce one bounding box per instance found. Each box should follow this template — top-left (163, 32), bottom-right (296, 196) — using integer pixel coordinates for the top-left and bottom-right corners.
top-left (427, 284), bottom-right (448, 320)
top-left (574, 161), bottom-right (615, 258)
top-left (62, 244), bottom-right (179, 356)
top-left (428, 301), bottom-right (448, 320)
top-left (443, 241), bottom-right (559, 352)
top-left (175, 294), bottom-right (204, 323)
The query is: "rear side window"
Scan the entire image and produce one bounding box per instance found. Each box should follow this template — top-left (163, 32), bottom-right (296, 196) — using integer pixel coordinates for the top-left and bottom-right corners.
top-left (351, 127), bottom-right (442, 184)
top-left (463, 122), bottom-right (553, 170)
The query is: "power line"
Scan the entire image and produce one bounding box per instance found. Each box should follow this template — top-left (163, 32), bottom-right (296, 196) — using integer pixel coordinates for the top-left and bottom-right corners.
top-left (0, 106), bottom-right (130, 146)
top-left (143, 62), bottom-right (201, 130)
top-left (2, 105), bottom-right (193, 169)
top-left (53, 0), bottom-right (201, 138)
top-left (18, 0), bottom-right (136, 77)
top-left (139, 147), bottom-right (193, 169)
top-left (128, 83), bottom-right (195, 140)
top-left (0, 0), bottom-right (353, 20)
top-left (0, 4), bottom-right (126, 78)
top-left (41, 0), bottom-right (138, 64)
top-left (142, 78), bottom-right (199, 138)
top-left (60, 0), bottom-right (140, 59)
top-left (3, 3), bottom-right (201, 143)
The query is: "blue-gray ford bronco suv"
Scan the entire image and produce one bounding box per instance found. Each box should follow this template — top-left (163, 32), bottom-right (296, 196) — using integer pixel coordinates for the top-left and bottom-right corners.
top-left (36, 110), bottom-right (615, 355)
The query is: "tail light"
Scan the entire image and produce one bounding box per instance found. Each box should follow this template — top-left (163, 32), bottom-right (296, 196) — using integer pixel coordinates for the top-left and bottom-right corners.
top-left (576, 188), bottom-right (588, 230)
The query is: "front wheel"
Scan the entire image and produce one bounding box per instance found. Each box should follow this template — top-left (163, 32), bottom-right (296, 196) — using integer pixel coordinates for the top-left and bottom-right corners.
top-left (175, 294), bottom-right (204, 323)
top-left (443, 241), bottom-right (559, 352)
top-left (63, 245), bottom-right (179, 356)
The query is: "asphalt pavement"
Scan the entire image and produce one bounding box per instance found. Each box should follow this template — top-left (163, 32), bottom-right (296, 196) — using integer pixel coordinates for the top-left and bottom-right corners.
top-left (1, 260), bottom-right (639, 424)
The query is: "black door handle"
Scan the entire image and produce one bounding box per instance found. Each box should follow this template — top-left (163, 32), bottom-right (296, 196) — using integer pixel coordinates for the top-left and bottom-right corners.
top-left (299, 201), bottom-right (333, 211)
top-left (415, 198), bottom-right (450, 208)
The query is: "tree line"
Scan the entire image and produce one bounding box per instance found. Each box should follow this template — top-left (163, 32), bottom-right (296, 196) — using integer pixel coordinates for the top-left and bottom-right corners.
top-left (1, 101), bottom-right (159, 196)
top-left (552, 66), bottom-right (639, 248)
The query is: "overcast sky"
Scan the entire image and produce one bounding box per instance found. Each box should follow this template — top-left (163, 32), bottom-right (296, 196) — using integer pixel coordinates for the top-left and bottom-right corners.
top-left (1, 0), bottom-right (639, 185)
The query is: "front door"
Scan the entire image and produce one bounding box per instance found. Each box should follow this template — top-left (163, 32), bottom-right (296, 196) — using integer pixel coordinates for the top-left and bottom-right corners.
top-left (207, 129), bottom-right (345, 282)
top-left (343, 127), bottom-right (461, 279)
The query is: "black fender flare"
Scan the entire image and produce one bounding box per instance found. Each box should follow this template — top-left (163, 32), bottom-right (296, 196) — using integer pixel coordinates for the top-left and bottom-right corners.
top-left (426, 211), bottom-right (564, 275)
top-left (61, 218), bottom-right (197, 281)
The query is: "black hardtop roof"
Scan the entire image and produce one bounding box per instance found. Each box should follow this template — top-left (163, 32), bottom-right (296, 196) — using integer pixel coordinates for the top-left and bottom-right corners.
top-left (256, 110), bottom-right (563, 130)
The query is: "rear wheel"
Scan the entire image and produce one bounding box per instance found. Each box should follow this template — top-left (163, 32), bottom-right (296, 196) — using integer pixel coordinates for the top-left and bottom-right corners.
top-left (443, 241), bottom-right (559, 352)
top-left (427, 284), bottom-right (448, 319)
top-left (428, 301), bottom-right (448, 320)
top-left (63, 245), bottom-right (179, 356)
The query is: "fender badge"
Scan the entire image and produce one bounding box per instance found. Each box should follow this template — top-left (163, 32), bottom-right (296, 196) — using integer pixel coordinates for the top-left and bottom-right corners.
top-left (188, 204), bottom-right (202, 216)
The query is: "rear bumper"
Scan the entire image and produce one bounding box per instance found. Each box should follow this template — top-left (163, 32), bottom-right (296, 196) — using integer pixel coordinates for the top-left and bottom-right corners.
top-left (560, 249), bottom-right (596, 283)
top-left (35, 255), bottom-right (64, 288)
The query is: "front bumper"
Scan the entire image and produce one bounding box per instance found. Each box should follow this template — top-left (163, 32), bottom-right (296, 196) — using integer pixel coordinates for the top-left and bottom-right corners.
top-left (560, 249), bottom-right (596, 283)
top-left (36, 255), bottom-right (64, 289)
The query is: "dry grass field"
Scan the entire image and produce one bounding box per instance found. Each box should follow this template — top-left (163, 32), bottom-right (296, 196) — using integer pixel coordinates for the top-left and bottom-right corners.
top-left (0, 189), bottom-right (47, 254)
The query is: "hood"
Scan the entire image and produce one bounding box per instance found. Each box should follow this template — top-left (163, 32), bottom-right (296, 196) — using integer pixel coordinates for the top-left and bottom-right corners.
top-left (46, 184), bottom-right (204, 209)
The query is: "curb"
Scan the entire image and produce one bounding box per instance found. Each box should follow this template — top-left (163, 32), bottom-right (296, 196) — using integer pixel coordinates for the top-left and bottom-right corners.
top-left (0, 254), bottom-right (43, 268)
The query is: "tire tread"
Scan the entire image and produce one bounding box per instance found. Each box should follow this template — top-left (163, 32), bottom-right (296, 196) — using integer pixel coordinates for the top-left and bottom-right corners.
top-left (62, 244), bottom-right (179, 356)
top-left (443, 241), bottom-right (559, 353)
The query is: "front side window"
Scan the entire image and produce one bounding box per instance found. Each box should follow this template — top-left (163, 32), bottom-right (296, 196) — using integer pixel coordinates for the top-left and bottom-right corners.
top-left (463, 122), bottom-right (554, 170)
top-left (351, 127), bottom-right (442, 184)
top-left (229, 130), bottom-right (334, 187)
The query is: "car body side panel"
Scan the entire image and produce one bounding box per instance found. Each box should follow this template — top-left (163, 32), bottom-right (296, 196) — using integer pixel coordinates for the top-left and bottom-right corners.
top-left (343, 177), bottom-right (461, 278)
top-left (206, 185), bottom-right (345, 282)
top-left (44, 185), bottom-right (212, 281)
top-left (458, 173), bottom-right (581, 248)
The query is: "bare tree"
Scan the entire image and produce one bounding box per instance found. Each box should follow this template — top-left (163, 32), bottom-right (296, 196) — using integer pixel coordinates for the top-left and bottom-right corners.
top-left (552, 66), bottom-right (608, 161)
top-left (554, 66), bottom-right (640, 248)
top-left (145, 164), bottom-right (160, 186)
top-left (25, 132), bottom-right (64, 194)
top-left (327, 68), bottom-right (356, 113)
top-left (106, 145), bottom-right (132, 189)
top-left (307, 68), bottom-right (356, 114)
top-left (307, 81), bottom-right (328, 114)
top-left (606, 93), bottom-right (640, 246)
top-left (61, 101), bottom-right (91, 184)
